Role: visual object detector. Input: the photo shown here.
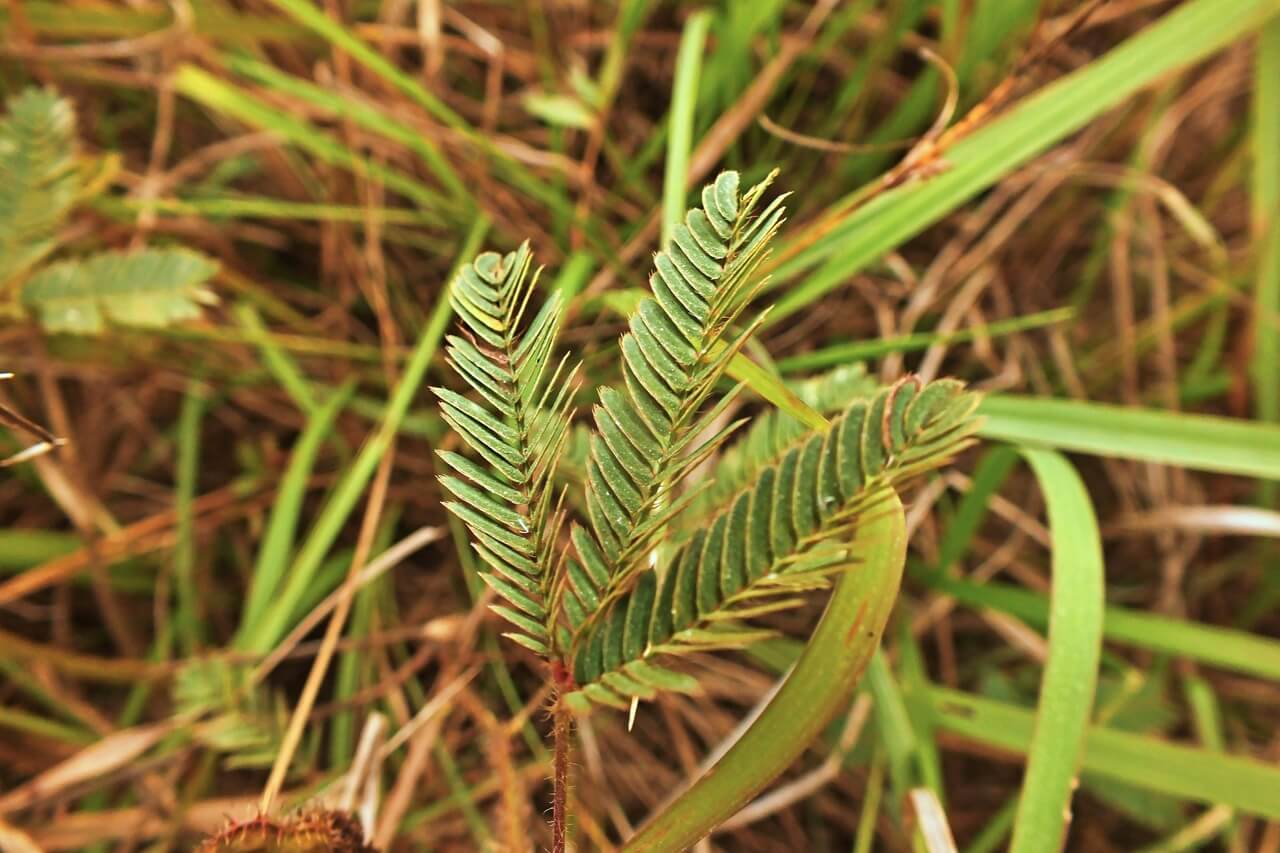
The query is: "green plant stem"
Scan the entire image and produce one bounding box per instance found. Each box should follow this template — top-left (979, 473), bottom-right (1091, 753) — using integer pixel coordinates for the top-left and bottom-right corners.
top-left (621, 490), bottom-right (906, 851)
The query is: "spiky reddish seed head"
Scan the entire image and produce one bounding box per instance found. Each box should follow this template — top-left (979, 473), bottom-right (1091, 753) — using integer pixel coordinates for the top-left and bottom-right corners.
top-left (197, 809), bottom-right (377, 852)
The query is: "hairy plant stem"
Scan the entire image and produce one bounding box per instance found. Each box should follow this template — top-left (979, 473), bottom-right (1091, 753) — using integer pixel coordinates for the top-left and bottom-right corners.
top-left (552, 694), bottom-right (570, 853)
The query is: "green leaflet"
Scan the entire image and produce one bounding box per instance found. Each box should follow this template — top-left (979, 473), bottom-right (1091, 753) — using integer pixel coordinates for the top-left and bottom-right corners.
top-left (22, 248), bottom-right (219, 334)
top-left (0, 87), bottom-right (78, 286)
top-left (570, 170), bottom-right (789, 627)
top-left (568, 377), bottom-right (981, 706)
top-left (434, 244), bottom-right (576, 654)
top-left (680, 364), bottom-right (880, 534)
top-left (0, 86), bottom-right (222, 335)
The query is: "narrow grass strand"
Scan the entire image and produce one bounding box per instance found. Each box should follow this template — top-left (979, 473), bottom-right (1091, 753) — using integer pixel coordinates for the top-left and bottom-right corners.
top-left (925, 577), bottom-right (1280, 683)
top-left (775, 308), bottom-right (1074, 373)
top-left (1253, 18), bottom-right (1280, 503)
top-left (245, 266), bottom-right (462, 652)
top-left (234, 381), bottom-right (355, 648)
top-left (173, 383), bottom-right (207, 656)
top-left (978, 395), bottom-right (1280, 480)
top-left (224, 53), bottom-right (470, 206)
top-left (662, 11), bottom-right (712, 250)
top-left (173, 67), bottom-right (446, 215)
top-left (726, 349), bottom-right (827, 430)
top-left (234, 304), bottom-right (319, 414)
top-left (921, 687), bottom-right (1280, 821)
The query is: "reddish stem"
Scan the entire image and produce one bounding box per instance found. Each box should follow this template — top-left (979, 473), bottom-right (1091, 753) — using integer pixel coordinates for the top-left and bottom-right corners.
top-left (550, 660), bottom-right (573, 853)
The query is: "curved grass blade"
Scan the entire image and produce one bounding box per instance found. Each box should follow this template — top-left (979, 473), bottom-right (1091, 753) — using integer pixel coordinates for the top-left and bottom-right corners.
top-left (620, 489), bottom-right (906, 851)
top-left (1009, 449), bottom-right (1105, 853)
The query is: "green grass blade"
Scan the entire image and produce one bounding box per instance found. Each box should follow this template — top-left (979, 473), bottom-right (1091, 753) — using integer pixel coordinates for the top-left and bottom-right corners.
top-left (173, 66), bottom-right (446, 215)
top-left (102, 196), bottom-right (441, 225)
top-left (234, 303), bottom-right (318, 414)
top-left (242, 218), bottom-right (487, 652)
top-left (622, 490), bottom-right (906, 851)
top-left (1010, 449), bottom-right (1105, 853)
top-left (246, 351), bottom-right (429, 651)
top-left (261, 0), bottom-right (579, 228)
top-left (0, 530), bottom-right (78, 569)
top-left (1254, 18), bottom-right (1280, 503)
top-left (934, 445), bottom-right (1020, 572)
top-left (776, 308), bottom-right (1073, 373)
top-left (866, 649), bottom-right (922, 812)
top-left (0, 1), bottom-right (306, 43)
top-left (662, 10), bottom-right (712, 249)
top-left (173, 382), bottom-right (207, 656)
top-left (726, 350), bottom-right (827, 431)
top-left (264, 0), bottom-right (464, 130)
top-left (920, 687), bottom-right (1280, 821)
top-left (977, 395), bottom-right (1280, 480)
top-left (924, 578), bottom-right (1280, 683)
top-left (767, 0), bottom-right (1280, 324)
top-left (223, 53), bottom-right (470, 205)
top-left (235, 380), bottom-right (355, 648)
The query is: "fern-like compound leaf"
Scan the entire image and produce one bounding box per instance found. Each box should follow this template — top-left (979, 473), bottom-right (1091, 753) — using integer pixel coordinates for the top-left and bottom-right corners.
top-left (21, 248), bottom-right (219, 333)
top-left (0, 87), bottom-right (79, 285)
top-left (435, 244), bottom-right (577, 655)
top-left (568, 170), bottom-right (788, 634)
top-left (173, 658), bottom-right (288, 770)
top-left (680, 363), bottom-right (880, 532)
top-left (566, 377), bottom-right (981, 708)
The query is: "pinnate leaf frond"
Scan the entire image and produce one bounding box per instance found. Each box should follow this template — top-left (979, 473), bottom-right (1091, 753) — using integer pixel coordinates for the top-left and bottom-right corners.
top-left (566, 377), bottom-right (982, 709)
top-left (680, 363), bottom-right (880, 532)
top-left (0, 87), bottom-right (79, 285)
top-left (566, 170), bottom-right (789, 632)
top-left (174, 659), bottom-right (288, 770)
top-left (435, 244), bottom-right (577, 656)
top-left (21, 248), bottom-right (219, 334)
